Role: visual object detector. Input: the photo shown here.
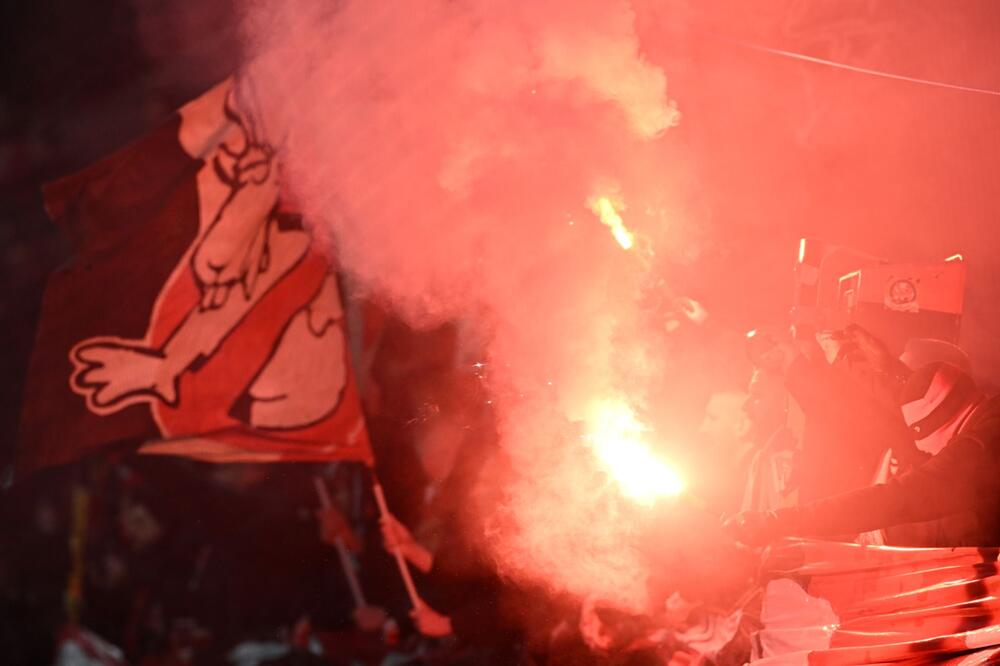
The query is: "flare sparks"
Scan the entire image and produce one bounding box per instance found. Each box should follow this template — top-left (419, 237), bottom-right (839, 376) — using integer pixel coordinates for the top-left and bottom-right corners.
top-left (584, 399), bottom-right (684, 505)
top-left (589, 195), bottom-right (635, 251)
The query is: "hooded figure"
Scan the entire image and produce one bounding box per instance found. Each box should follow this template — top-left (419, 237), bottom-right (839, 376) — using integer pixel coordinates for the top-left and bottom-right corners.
top-left (728, 362), bottom-right (1000, 547)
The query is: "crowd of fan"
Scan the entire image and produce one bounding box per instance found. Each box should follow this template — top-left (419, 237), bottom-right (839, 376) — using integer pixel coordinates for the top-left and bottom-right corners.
top-left (2, 312), bottom-right (994, 666)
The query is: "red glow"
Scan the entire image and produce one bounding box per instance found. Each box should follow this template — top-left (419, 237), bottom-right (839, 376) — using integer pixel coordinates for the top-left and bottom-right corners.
top-left (584, 399), bottom-right (684, 505)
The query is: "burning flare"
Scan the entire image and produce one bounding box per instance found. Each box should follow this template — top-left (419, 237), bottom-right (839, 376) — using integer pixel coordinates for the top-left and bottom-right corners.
top-left (589, 195), bottom-right (634, 250)
top-left (584, 399), bottom-right (684, 505)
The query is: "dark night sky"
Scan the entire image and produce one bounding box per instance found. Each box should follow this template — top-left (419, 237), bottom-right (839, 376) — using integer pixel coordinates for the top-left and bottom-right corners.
top-left (2, 0), bottom-right (999, 470)
top-left (0, 0), bottom-right (239, 469)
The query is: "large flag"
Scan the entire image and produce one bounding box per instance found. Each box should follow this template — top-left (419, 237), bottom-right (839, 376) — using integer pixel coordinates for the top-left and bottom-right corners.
top-left (753, 539), bottom-right (1000, 664)
top-left (18, 78), bottom-right (372, 472)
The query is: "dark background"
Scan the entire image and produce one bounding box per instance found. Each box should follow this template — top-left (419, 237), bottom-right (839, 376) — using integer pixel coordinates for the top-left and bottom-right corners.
top-left (2, 0), bottom-right (999, 472)
top-left (0, 0), bottom-right (239, 472)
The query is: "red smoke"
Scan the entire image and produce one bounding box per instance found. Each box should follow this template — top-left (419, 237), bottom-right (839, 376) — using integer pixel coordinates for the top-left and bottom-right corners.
top-left (239, 0), bottom-right (706, 610)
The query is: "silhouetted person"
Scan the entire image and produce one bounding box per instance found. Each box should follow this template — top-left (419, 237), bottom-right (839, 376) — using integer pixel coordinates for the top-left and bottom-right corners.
top-left (728, 362), bottom-right (1000, 546)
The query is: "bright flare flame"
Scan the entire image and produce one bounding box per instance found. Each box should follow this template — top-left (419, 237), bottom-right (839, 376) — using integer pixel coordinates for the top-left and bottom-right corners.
top-left (584, 399), bottom-right (684, 505)
top-left (589, 195), bottom-right (634, 250)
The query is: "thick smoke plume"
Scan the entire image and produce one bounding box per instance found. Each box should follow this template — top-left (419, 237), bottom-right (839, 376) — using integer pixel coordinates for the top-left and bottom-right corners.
top-left (240, 0), bottom-right (703, 609)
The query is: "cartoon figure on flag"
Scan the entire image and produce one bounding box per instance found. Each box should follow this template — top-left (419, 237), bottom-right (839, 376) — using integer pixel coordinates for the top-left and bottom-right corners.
top-left (44, 78), bottom-right (369, 462)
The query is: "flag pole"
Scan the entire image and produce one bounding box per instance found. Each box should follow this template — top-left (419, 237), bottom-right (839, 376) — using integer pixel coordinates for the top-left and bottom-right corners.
top-left (370, 478), bottom-right (421, 608)
top-left (313, 476), bottom-right (367, 608)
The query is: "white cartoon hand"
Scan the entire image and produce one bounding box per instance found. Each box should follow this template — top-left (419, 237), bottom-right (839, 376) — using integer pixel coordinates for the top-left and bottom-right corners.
top-left (71, 341), bottom-right (178, 412)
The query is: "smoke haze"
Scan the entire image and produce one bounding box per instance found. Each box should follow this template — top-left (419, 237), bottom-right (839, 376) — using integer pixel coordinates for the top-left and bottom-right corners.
top-left (240, 0), bottom-right (706, 608)
top-left (237, 0), bottom-right (1000, 609)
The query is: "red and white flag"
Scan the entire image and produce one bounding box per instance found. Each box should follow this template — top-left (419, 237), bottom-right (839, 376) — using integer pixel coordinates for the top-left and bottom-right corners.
top-left (18, 78), bottom-right (372, 472)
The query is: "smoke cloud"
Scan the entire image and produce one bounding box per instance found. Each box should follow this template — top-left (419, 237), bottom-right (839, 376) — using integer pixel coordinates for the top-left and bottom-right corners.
top-left (239, 0), bottom-right (705, 610)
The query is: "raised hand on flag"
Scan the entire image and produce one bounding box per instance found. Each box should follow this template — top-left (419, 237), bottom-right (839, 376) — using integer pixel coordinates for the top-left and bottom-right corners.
top-left (316, 504), bottom-right (361, 553)
top-left (379, 511), bottom-right (433, 573)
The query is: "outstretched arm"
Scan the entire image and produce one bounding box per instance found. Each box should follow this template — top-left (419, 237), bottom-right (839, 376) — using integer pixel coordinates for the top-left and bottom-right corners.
top-left (728, 430), bottom-right (993, 545)
top-left (789, 432), bottom-right (988, 536)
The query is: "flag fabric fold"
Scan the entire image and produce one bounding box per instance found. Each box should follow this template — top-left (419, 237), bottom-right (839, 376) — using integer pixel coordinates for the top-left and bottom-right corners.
top-left (754, 539), bottom-right (1000, 664)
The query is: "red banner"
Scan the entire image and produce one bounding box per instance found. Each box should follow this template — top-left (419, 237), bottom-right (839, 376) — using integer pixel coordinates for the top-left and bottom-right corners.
top-left (18, 78), bottom-right (372, 471)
